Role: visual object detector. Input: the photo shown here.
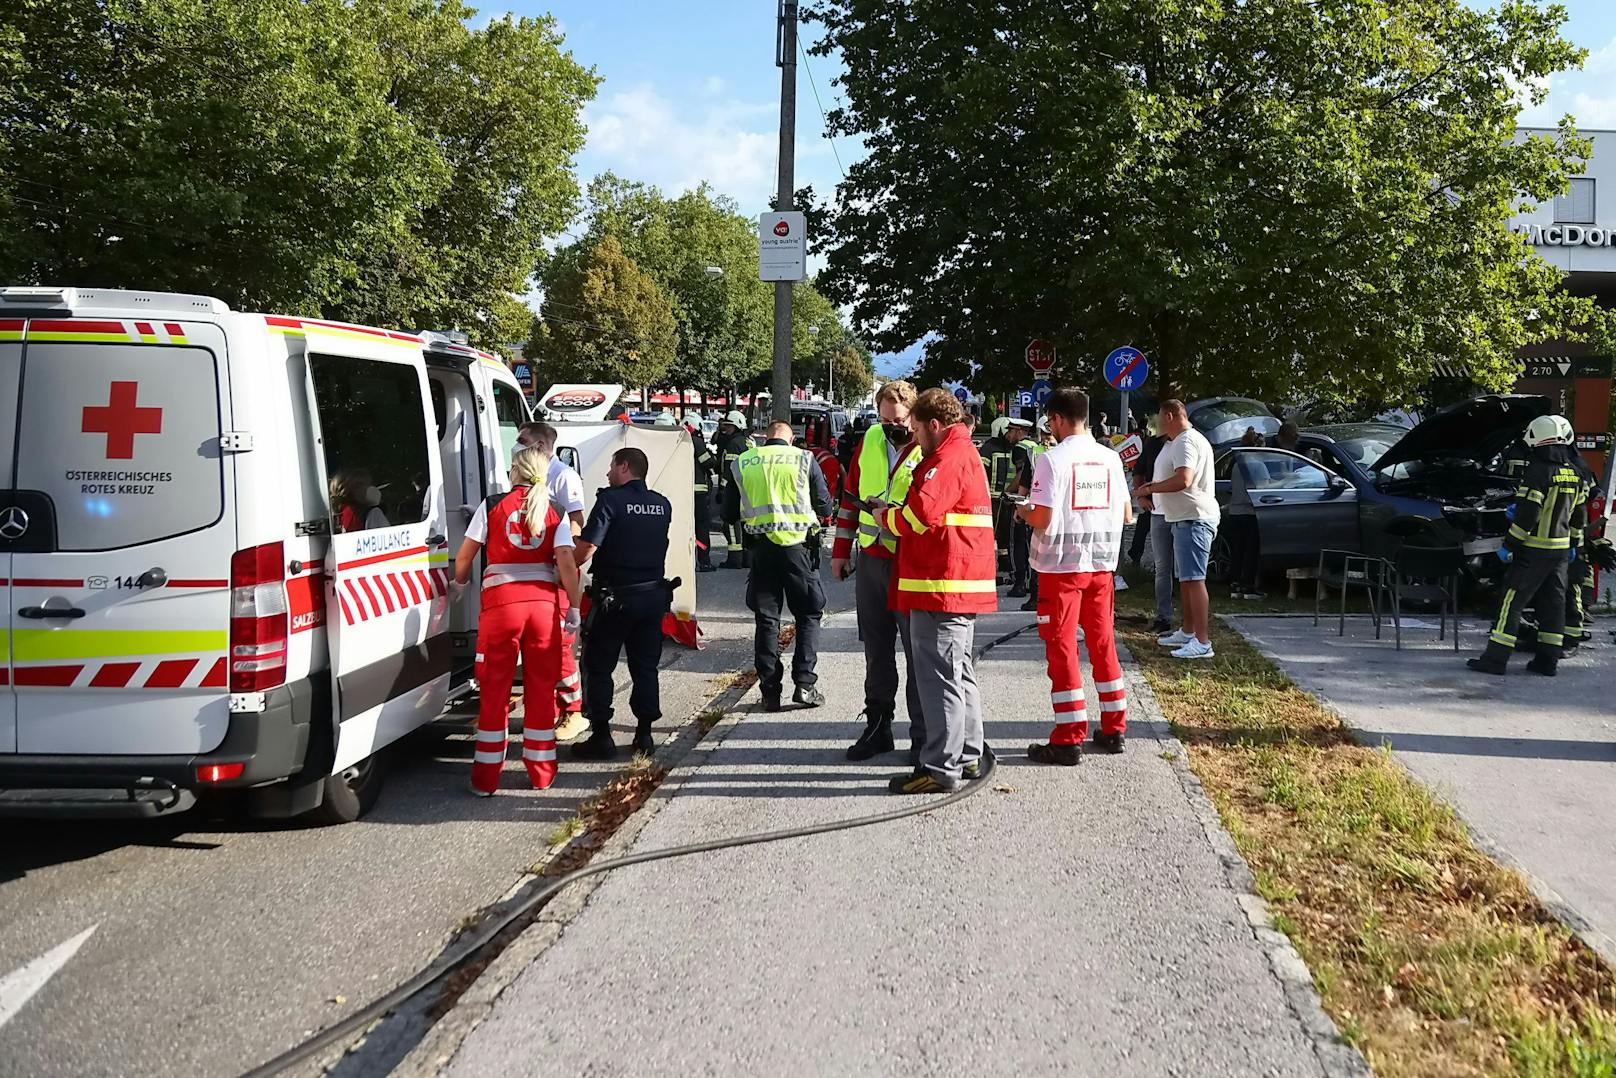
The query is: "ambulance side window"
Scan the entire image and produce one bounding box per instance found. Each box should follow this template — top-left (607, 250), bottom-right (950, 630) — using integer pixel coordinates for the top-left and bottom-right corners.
top-left (308, 353), bottom-right (432, 532)
top-left (492, 382), bottom-right (527, 464)
top-left (430, 379), bottom-right (447, 441)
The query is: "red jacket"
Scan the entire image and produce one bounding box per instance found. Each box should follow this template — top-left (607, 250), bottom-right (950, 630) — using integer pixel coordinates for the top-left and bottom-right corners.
top-left (812, 447), bottom-right (842, 525)
top-left (883, 423), bottom-right (997, 613)
top-left (831, 441), bottom-right (889, 562)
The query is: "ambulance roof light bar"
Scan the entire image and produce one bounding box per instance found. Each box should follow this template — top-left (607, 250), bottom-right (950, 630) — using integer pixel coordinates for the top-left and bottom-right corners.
top-left (0, 286), bottom-right (230, 314)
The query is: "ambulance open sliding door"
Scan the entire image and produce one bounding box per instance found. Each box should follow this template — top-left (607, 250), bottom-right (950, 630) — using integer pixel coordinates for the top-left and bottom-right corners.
top-left (305, 349), bottom-right (449, 771)
top-left (0, 329), bottom-right (20, 753)
top-left (428, 366), bottom-right (487, 677)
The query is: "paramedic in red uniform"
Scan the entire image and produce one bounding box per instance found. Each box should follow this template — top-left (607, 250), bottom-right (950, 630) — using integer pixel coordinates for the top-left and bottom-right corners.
top-left (876, 388), bottom-right (996, 793)
top-left (517, 422), bottom-right (588, 742)
top-left (454, 446), bottom-right (582, 794)
top-left (1016, 387), bottom-right (1131, 766)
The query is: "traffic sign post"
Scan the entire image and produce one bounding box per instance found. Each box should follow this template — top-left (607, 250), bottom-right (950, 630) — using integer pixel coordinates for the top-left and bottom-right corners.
top-left (953, 386), bottom-right (969, 403)
top-left (1102, 346), bottom-right (1150, 435)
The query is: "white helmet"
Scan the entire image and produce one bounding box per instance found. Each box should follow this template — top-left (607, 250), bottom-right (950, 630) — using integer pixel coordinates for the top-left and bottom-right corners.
top-left (990, 417), bottom-right (1012, 439)
top-left (655, 410), bottom-right (677, 427)
top-left (1037, 415), bottom-right (1051, 434)
top-left (1525, 414), bottom-right (1574, 447)
top-left (723, 410), bottom-right (747, 428)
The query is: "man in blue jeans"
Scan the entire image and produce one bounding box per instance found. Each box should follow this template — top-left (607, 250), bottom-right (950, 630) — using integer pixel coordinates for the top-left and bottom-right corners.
top-left (1135, 400), bottom-right (1220, 659)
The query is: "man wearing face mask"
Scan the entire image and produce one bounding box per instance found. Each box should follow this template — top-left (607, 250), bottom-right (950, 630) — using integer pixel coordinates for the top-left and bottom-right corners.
top-left (831, 380), bottom-right (924, 761)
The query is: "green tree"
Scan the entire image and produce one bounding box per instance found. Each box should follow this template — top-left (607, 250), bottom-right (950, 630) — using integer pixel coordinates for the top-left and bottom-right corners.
top-left (793, 281), bottom-right (873, 403)
top-left (559, 175), bottom-right (773, 397)
top-left (809, 0), bottom-right (1589, 404)
top-left (525, 236), bottom-right (676, 389)
top-left (0, 0), bottom-right (594, 347)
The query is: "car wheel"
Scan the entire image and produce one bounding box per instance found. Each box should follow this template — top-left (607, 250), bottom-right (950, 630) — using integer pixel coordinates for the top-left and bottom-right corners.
top-left (303, 750), bottom-right (389, 826)
top-left (1207, 531), bottom-right (1232, 583)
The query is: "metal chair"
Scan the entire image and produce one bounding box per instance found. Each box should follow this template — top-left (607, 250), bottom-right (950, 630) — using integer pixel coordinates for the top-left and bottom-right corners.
top-left (1315, 549), bottom-right (1391, 638)
top-left (1387, 544), bottom-right (1463, 651)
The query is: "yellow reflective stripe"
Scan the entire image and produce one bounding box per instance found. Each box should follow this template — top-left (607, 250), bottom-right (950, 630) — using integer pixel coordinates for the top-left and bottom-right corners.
top-left (26, 331), bottom-right (136, 343)
top-left (11, 629), bottom-right (228, 662)
top-left (943, 513), bottom-right (992, 528)
top-left (902, 505), bottom-right (928, 534)
top-left (0, 329), bottom-right (22, 342)
top-left (897, 577), bottom-right (998, 594)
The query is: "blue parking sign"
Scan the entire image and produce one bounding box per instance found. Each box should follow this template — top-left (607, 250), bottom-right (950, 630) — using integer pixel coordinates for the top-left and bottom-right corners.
top-left (1016, 389), bottom-right (1034, 408)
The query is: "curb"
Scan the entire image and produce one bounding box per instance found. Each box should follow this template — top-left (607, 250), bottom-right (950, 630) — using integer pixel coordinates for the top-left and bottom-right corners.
top-left (1225, 615), bottom-right (1616, 970)
top-left (1118, 637), bottom-right (1374, 1078)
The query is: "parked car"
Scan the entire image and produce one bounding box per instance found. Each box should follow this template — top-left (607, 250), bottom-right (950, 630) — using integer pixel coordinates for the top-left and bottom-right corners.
top-left (1211, 394), bottom-right (1553, 584)
top-left (1188, 396), bottom-right (1280, 448)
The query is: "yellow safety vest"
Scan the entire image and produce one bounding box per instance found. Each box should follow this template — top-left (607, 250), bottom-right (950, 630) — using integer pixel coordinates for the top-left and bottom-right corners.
top-left (733, 444), bottom-right (815, 546)
top-left (855, 425), bottom-right (922, 552)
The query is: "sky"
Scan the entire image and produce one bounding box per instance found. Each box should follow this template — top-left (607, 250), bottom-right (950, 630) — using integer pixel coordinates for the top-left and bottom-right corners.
top-left (500, 1), bottom-right (1616, 376)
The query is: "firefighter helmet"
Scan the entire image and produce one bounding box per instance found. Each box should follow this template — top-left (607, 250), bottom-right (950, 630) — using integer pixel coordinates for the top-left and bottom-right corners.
top-left (989, 417), bottom-right (1012, 439)
top-left (1525, 414), bottom-right (1574, 447)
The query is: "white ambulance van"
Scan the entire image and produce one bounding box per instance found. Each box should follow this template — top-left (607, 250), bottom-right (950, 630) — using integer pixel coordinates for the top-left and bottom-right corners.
top-left (0, 287), bottom-right (532, 823)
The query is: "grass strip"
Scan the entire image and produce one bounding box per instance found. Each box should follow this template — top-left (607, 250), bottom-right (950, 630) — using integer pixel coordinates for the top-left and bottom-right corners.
top-left (1114, 571), bottom-right (1616, 1077)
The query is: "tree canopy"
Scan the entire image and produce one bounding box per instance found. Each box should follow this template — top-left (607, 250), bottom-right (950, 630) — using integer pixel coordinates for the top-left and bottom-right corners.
top-left (0, 0), bottom-right (595, 346)
top-left (525, 235), bottom-right (677, 388)
top-left (808, 0), bottom-right (1590, 404)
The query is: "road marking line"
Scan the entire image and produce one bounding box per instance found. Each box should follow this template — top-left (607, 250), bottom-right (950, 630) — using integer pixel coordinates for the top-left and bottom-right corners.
top-left (0, 925), bottom-right (97, 1029)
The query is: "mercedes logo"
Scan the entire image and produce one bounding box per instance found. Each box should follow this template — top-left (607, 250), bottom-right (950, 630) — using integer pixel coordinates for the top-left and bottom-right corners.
top-left (0, 506), bottom-right (29, 540)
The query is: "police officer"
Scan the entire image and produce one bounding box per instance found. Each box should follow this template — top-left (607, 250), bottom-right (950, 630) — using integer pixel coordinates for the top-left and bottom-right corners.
top-left (570, 447), bottom-right (673, 759)
top-left (1006, 415), bottom-right (1040, 599)
top-left (1469, 415), bottom-right (1590, 677)
top-left (724, 420), bottom-right (833, 711)
top-left (978, 417), bottom-right (1027, 584)
top-left (686, 417), bottom-right (719, 573)
top-left (715, 410), bottom-right (754, 568)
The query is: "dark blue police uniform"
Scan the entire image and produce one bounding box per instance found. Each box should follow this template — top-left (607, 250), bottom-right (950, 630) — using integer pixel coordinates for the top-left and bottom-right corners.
top-left (577, 478), bottom-right (672, 749)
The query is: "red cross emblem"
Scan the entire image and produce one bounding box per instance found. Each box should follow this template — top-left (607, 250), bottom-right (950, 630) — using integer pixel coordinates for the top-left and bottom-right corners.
top-left (82, 381), bottom-right (163, 460)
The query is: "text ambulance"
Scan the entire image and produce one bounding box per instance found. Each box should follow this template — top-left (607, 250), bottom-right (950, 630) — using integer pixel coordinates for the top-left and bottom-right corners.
top-left (0, 287), bottom-right (531, 823)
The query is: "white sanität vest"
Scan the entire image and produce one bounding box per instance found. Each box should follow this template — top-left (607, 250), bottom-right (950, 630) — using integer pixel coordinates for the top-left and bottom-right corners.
top-left (1027, 432), bottom-right (1128, 574)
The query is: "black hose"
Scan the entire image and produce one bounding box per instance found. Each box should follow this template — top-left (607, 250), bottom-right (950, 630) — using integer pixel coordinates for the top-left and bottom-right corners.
top-left (242, 624), bottom-right (1028, 1078)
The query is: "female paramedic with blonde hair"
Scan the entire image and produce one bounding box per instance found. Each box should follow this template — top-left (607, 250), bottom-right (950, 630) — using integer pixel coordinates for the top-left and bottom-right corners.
top-left (454, 447), bottom-right (583, 794)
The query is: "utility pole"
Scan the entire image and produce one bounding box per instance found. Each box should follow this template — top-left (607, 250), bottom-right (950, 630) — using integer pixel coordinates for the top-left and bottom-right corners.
top-left (770, 0), bottom-right (798, 425)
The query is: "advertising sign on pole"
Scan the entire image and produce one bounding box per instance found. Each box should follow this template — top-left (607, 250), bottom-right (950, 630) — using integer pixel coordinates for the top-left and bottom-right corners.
top-left (759, 211), bottom-right (807, 282)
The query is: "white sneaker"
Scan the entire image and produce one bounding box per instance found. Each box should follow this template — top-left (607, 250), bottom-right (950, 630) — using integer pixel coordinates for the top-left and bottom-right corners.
top-left (1171, 639), bottom-right (1215, 660)
top-left (1158, 628), bottom-right (1193, 647)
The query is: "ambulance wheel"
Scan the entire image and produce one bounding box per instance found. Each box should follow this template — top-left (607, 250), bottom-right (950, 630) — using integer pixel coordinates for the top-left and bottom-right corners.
top-left (305, 751), bottom-right (389, 825)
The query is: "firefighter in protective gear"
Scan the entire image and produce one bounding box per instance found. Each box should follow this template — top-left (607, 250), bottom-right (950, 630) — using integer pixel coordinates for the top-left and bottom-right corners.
top-left (687, 418), bottom-right (718, 572)
top-left (879, 389), bottom-right (996, 793)
top-left (978, 416), bottom-right (1026, 583)
top-left (1006, 415), bottom-right (1040, 598)
top-left (724, 420), bottom-right (834, 711)
top-left (809, 417), bottom-right (842, 522)
top-left (455, 447), bottom-right (583, 795)
top-left (831, 380), bottom-right (924, 761)
top-left (716, 410), bottom-right (754, 566)
top-left (1469, 415), bottom-right (1589, 677)
top-left (1017, 388), bottom-right (1132, 765)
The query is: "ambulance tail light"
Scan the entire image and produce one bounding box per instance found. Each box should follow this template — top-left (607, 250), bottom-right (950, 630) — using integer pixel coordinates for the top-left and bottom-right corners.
top-left (231, 541), bottom-right (288, 692)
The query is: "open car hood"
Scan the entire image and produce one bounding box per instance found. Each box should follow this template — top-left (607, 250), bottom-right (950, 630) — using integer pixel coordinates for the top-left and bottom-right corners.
top-left (1371, 394), bottom-right (1552, 472)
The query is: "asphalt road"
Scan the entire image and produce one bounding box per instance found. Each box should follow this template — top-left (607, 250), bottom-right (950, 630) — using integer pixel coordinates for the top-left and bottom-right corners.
top-left (447, 611), bottom-right (1330, 1077)
top-left (0, 548), bottom-right (854, 1078)
top-left (1232, 613), bottom-right (1616, 962)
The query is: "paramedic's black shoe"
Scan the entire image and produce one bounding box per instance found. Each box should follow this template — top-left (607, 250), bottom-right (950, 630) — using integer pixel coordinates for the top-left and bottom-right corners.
top-left (1092, 730), bottom-right (1126, 755)
top-left (1526, 656), bottom-right (1559, 677)
top-left (846, 711), bottom-right (895, 761)
top-left (1027, 742), bottom-right (1082, 767)
top-left (887, 769), bottom-right (959, 794)
top-left (793, 684), bottom-right (826, 708)
top-left (631, 729), bottom-right (657, 756)
top-left (1020, 595), bottom-right (1038, 612)
top-left (570, 730), bottom-right (619, 760)
top-left (1466, 656), bottom-right (1508, 677)
top-left (762, 692), bottom-right (783, 712)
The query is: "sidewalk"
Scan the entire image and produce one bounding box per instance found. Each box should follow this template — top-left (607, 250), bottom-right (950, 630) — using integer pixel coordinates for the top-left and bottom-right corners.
top-left (441, 607), bottom-right (1354, 1077)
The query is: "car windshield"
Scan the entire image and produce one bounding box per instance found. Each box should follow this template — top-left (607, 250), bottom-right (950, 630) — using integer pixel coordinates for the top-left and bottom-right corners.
top-left (1333, 435), bottom-right (1403, 470)
top-left (1193, 400), bottom-right (1271, 428)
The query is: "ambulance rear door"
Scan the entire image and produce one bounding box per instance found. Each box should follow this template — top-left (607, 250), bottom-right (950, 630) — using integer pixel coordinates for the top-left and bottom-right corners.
top-left (9, 317), bottom-right (235, 756)
top-left (297, 328), bottom-right (450, 771)
top-left (0, 319), bottom-right (21, 752)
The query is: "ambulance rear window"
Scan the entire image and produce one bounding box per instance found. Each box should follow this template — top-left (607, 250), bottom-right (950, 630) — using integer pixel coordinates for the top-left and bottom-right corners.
top-left (17, 342), bottom-right (225, 551)
top-left (308, 352), bottom-right (432, 531)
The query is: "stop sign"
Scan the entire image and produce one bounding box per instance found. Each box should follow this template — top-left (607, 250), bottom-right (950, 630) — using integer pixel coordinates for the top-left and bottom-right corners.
top-left (1025, 338), bottom-right (1056, 374)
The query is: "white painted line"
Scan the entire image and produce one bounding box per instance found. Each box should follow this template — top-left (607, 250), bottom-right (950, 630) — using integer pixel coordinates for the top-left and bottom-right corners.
top-left (0, 925), bottom-right (97, 1029)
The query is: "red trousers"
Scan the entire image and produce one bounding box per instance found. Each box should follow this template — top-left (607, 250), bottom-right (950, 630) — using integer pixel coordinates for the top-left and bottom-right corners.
top-left (556, 589), bottom-right (581, 715)
top-left (473, 595), bottom-right (563, 793)
top-left (1036, 570), bottom-right (1127, 744)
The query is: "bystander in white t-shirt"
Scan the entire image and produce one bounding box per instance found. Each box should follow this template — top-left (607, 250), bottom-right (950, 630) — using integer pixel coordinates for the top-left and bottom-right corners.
top-left (1152, 428), bottom-right (1220, 525)
top-left (547, 456), bottom-right (586, 518)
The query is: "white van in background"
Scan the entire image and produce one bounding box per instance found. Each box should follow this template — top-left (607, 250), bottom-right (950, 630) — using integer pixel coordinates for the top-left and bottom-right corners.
top-left (0, 287), bottom-right (531, 823)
